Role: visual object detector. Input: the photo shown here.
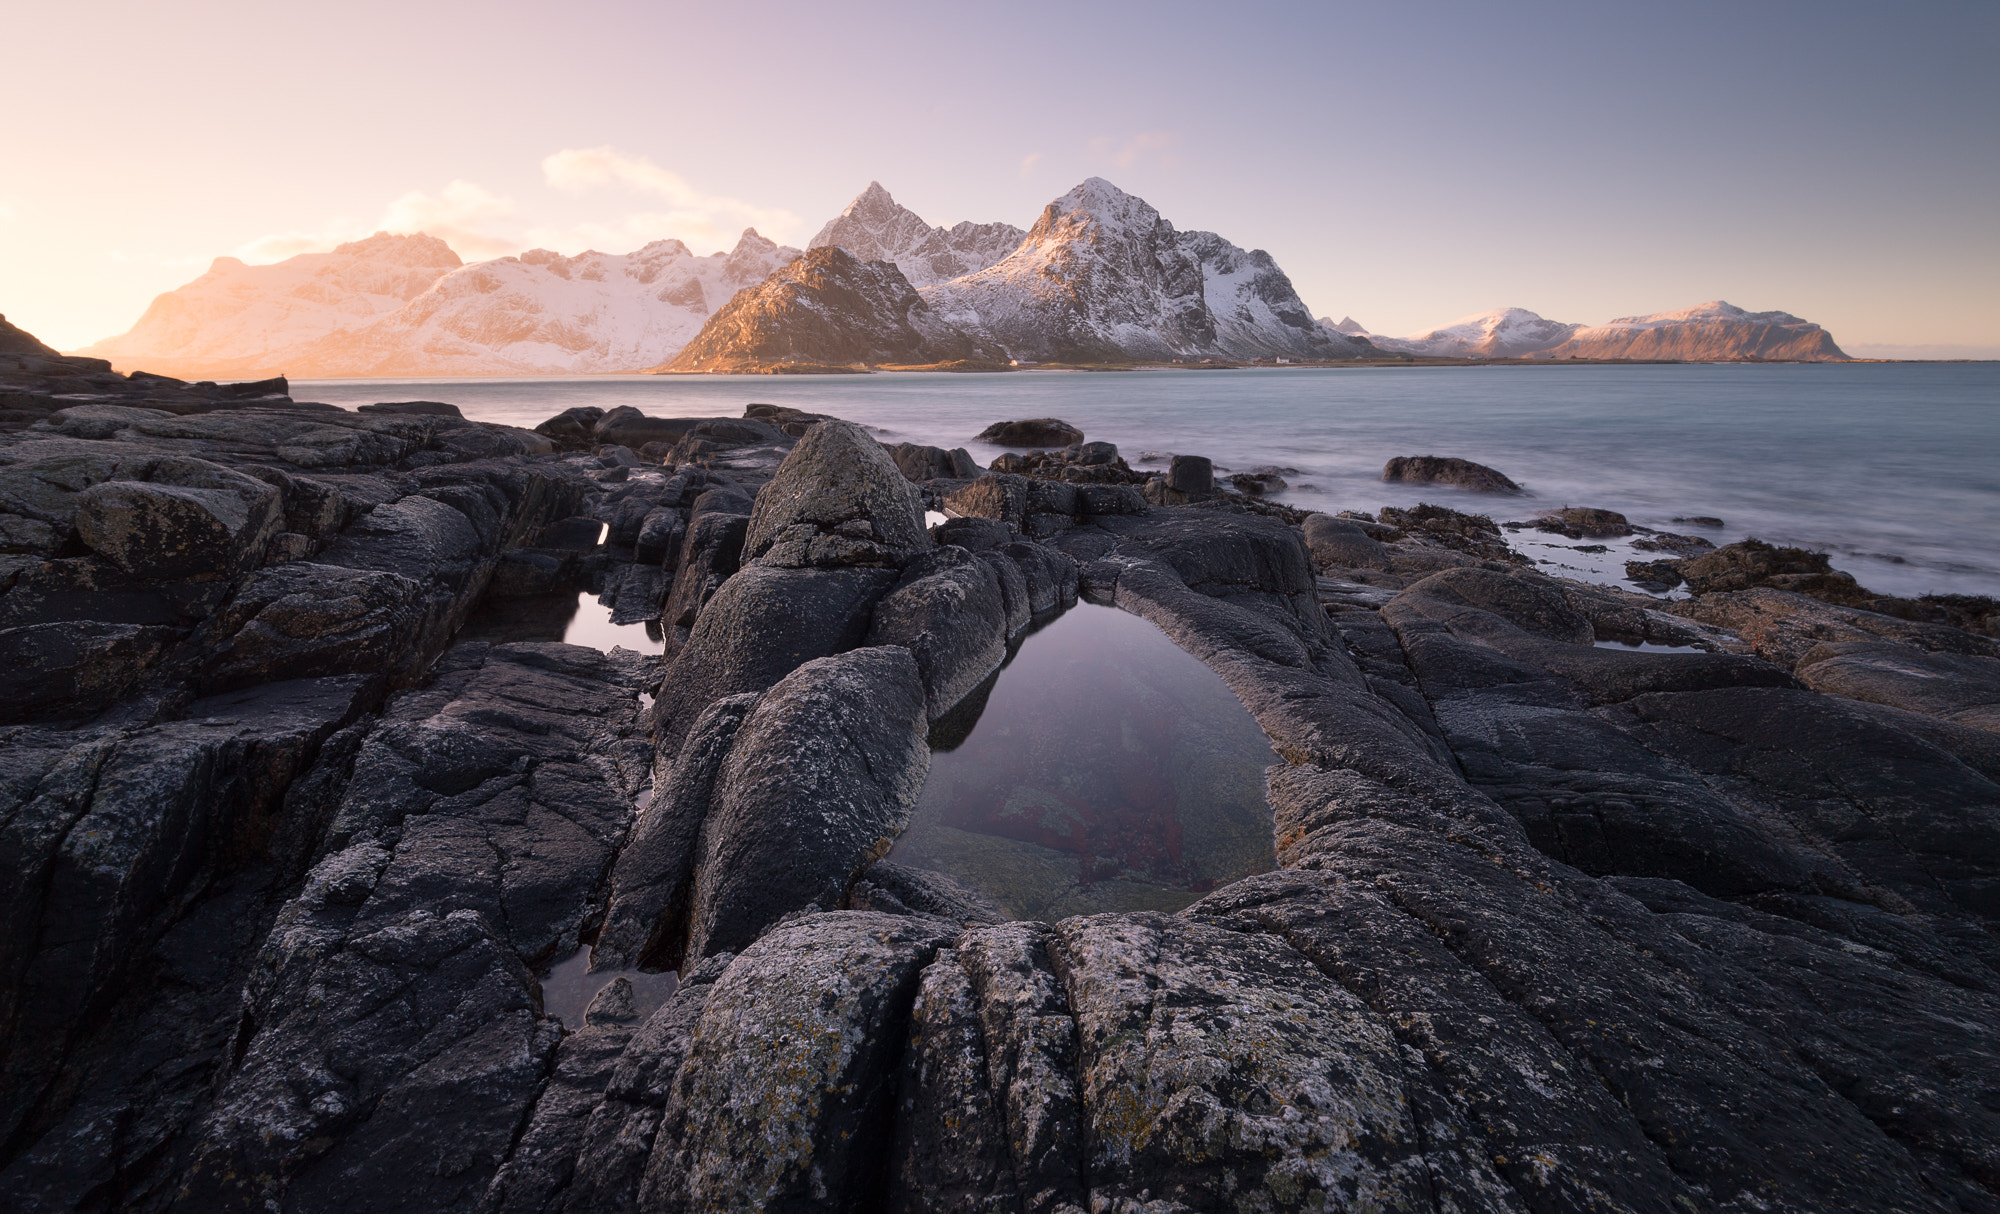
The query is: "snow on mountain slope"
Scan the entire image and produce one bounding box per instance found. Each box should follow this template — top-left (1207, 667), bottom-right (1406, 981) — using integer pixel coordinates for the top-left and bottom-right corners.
top-left (1362, 306), bottom-right (1582, 358)
top-left (80, 230), bottom-right (799, 378)
top-left (275, 231), bottom-right (800, 377)
top-left (81, 232), bottom-right (463, 378)
top-left (1321, 316), bottom-right (1370, 336)
top-left (809, 183), bottom-right (1023, 288)
top-left (923, 178), bottom-right (1374, 362)
top-left (1535, 301), bottom-right (1848, 361)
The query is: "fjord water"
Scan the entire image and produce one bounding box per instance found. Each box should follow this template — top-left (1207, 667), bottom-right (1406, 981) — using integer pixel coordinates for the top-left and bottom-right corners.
top-left (886, 603), bottom-right (1278, 920)
top-left (300, 362), bottom-right (2000, 599)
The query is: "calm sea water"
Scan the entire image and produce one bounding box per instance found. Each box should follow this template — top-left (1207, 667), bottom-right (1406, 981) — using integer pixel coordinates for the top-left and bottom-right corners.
top-left (297, 364), bottom-right (2000, 599)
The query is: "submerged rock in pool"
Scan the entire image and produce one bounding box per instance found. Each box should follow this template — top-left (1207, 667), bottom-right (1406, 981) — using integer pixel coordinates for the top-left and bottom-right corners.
top-left (887, 602), bottom-right (1277, 919)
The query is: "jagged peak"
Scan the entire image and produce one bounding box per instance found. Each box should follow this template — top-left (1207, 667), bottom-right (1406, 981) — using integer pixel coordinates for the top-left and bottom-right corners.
top-left (330, 230), bottom-right (463, 268)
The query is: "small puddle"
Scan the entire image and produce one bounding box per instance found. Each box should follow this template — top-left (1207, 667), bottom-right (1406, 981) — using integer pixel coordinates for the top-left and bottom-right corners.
top-left (1592, 640), bottom-right (1709, 653)
top-left (887, 603), bottom-right (1278, 921)
top-left (457, 588), bottom-right (666, 654)
top-left (539, 945), bottom-right (678, 1030)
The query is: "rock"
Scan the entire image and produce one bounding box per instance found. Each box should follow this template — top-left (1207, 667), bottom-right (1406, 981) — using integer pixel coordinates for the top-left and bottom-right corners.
top-left (684, 646), bottom-right (930, 957)
top-left (358, 400), bottom-right (462, 418)
top-left (594, 692), bottom-right (757, 972)
top-left (975, 418), bottom-right (1084, 448)
top-left (1303, 514), bottom-right (1389, 572)
top-left (536, 406), bottom-right (605, 450)
top-left (1229, 469), bottom-right (1288, 495)
top-left (598, 444), bottom-right (642, 467)
top-left (1628, 530), bottom-right (1715, 555)
top-left (864, 549), bottom-right (1010, 719)
top-left (887, 441), bottom-right (981, 482)
top-left (1797, 640), bottom-right (2000, 733)
top-left (846, 861), bottom-right (1006, 925)
top-left (742, 419), bottom-right (928, 569)
top-left (639, 913), bottom-right (953, 1211)
top-left (651, 564), bottom-right (897, 756)
top-left (0, 620), bottom-right (185, 723)
top-left (1626, 558), bottom-right (1685, 590)
top-left (1162, 454), bottom-right (1215, 495)
top-left (1534, 506), bottom-right (1632, 537)
top-left (1382, 455), bottom-right (1522, 493)
top-left (75, 476), bottom-right (282, 582)
top-left (1673, 514), bottom-right (1726, 528)
top-left (1678, 537), bottom-right (1867, 602)
top-left (941, 472), bottom-right (1028, 529)
top-left (658, 511), bottom-right (748, 629)
top-left (931, 516), bottom-right (1013, 551)
top-left (1378, 503), bottom-right (1517, 563)
top-left (1670, 585), bottom-right (2000, 669)
top-left (634, 507), bottom-right (685, 566)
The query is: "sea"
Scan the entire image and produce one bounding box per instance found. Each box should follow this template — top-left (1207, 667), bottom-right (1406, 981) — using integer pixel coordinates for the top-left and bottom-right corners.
top-left (296, 362), bottom-right (2000, 602)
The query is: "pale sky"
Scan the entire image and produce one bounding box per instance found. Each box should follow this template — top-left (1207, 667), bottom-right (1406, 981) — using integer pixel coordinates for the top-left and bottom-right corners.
top-left (3, 0), bottom-right (1995, 356)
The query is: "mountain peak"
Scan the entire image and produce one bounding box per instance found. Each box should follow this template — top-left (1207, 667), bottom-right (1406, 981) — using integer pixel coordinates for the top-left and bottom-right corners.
top-left (329, 231), bottom-right (463, 269)
top-left (810, 183), bottom-right (1023, 289)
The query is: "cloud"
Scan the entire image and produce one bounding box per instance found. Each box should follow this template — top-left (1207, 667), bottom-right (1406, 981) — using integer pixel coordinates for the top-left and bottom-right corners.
top-left (1090, 131), bottom-right (1179, 170)
top-left (542, 147), bottom-right (800, 246)
top-left (1019, 152), bottom-right (1043, 179)
top-left (229, 153), bottom-right (795, 266)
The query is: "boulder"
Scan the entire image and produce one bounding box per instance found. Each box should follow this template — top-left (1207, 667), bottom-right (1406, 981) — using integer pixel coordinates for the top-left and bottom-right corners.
top-left (684, 647), bottom-right (931, 957)
top-left (886, 441), bottom-right (981, 482)
top-left (1535, 507), bottom-right (1632, 537)
top-left (659, 510), bottom-right (749, 629)
top-left (931, 516), bottom-right (1013, 551)
top-left (865, 550), bottom-right (1011, 719)
top-left (1166, 454), bottom-right (1215, 494)
top-left (942, 473), bottom-right (1029, 529)
top-left (742, 420), bottom-right (928, 568)
top-left (74, 479), bottom-right (281, 582)
top-left (975, 418), bottom-right (1084, 448)
top-left (639, 913), bottom-right (953, 1211)
top-left (1382, 455), bottom-right (1521, 493)
top-left (1302, 514), bottom-right (1389, 572)
top-left (652, 564), bottom-right (898, 755)
top-left (1678, 538), bottom-right (1866, 601)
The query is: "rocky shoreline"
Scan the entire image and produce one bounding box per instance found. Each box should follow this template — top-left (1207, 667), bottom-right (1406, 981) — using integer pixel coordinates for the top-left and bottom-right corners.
top-left (2, 316), bottom-right (1998, 1213)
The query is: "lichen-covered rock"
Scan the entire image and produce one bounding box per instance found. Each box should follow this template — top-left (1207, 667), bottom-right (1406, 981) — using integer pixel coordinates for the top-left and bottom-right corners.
top-left (743, 420), bottom-right (927, 568)
top-left (639, 913), bottom-right (953, 1212)
top-left (685, 646), bottom-right (931, 957)
top-left (1797, 639), bottom-right (2000, 733)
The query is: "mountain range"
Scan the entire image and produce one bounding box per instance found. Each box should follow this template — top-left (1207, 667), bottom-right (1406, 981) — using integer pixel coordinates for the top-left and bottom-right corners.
top-left (1334, 301), bottom-right (1849, 361)
top-left (74, 183), bottom-right (1849, 375)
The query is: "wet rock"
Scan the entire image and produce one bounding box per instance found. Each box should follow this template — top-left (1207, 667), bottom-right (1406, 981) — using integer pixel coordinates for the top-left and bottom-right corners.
top-left (1625, 557), bottom-right (1685, 590)
top-left (744, 419), bottom-right (928, 568)
top-left (1377, 503), bottom-right (1518, 563)
top-left (1673, 514), bottom-right (1725, 528)
top-left (685, 646), bottom-right (930, 957)
top-left (846, 861), bottom-right (1006, 925)
top-left (1534, 506), bottom-right (1631, 537)
top-left (1628, 529), bottom-right (1715, 555)
top-left (639, 913), bottom-right (953, 1211)
top-left (1671, 585), bottom-right (2000, 669)
top-left (633, 507), bottom-right (685, 566)
top-left (1381, 455), bottom-right (1521, 493)
top-left (535, 406), bottom-right (606, 450)
top-left (1796, 640), bottom-right (2000, 734)
top-left (976, 418), bottom-right (1083, 448)
top-left (1229, 468), bottom-right (1288, 495)
top-left (1678, 537), bottom-right (1864, 600)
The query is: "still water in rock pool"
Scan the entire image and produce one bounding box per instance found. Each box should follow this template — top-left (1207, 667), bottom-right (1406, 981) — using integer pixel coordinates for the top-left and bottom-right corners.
top-left (456, 587), bottom-right (666, 654)
top-left (888, 603), bottom-right (1278, 921)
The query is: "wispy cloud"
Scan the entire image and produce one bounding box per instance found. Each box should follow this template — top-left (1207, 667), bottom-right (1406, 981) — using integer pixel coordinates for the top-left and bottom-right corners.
top-left (542, 147), bottom-right (800, 246)
top-left (1019, 152), bottom-right (1043, 179)
top-left (229, 152), bottom-right (793, 265)
top-left (1090, 131), bottom-right (1179, 170)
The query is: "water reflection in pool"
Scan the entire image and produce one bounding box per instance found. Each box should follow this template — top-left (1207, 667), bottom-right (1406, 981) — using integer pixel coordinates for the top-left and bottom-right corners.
top-left (887, 603), bottom-right (1277, 921)
top-left (456, 588), bottom-right (666, 654)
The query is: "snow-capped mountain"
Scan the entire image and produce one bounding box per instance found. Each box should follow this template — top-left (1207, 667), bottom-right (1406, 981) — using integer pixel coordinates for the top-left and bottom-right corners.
top-left (81, 230), bottom-right (801, 378)
top-left (1323, 316), bottom-right (1369, 336)
top-left (272, 232), bottom-right (799, 377)
top-left (661, 247), bottom-right (990, 372)
top-left (809, 183), bottom-right (1023, 288)
top-left (81, 232), bottom-right (464, 379)
top-left (1339, 306), bottom-right (1583, 358)
top-left (924, 178), bottom-right (1373, 363)
top-left (1534, 301), bottom-right (1848, 361)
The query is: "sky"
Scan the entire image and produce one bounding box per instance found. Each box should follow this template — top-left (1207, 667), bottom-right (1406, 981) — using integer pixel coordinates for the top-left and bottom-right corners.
top-left (2, 0), bottom-right (1996, 357)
